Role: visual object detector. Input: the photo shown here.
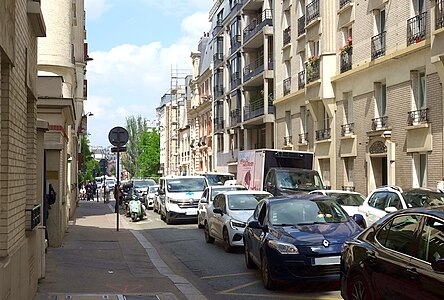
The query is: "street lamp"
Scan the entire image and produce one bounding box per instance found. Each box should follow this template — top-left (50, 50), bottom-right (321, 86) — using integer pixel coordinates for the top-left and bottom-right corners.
top-left (79, 112), bottom-right (94, 135)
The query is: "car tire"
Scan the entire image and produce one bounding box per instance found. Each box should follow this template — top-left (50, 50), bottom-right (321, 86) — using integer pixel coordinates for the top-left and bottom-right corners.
top-left (348, 274), bottom-right (372, 300)
top-left (244, 241), bottom-right (256, 269)
top-left (222, 227), bottom-right (234, 253)
top-left (204, 222), bottom-right (215, 244)
top-left (197, 214), bottom-right (204, 229)
top-left (261, 253), bottom-right (276, 290)
top-left (165, 211), bottom-right (173, 225)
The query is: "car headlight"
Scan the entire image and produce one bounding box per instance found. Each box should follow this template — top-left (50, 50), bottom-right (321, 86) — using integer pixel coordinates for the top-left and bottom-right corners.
top-left (267, 240), bottom-right (299, 254)
top-left (230, 219), bottom-right (246, 229)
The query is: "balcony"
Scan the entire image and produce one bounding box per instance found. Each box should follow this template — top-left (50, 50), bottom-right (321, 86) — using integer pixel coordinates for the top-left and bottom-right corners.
top-left (212, 19), bottom-right (223, 37)
top-left (299, 132), bottom-right (309, 144)
top-left (243, 9), bottom-right (273, 43)
top-left (436, 0), bottom-right (444, 30)
top-left (298, 15), bottom-right (305, 36)
top-left (316, 128), bottom-right (331, 141)
top-left (298, 70), bottom-right (305, 89)
top-left (305, 57), bottom-right (320, 83)
top-left (244, 98), bottom-right (274, 121)
top-left (283, 26), bottom-right (291, 46)
top-left (341, 123), bottom-right (354, 136)
top-left (230, 72), bottom-right (241, 91)
top-left (306, 0), bottom-right (320, 25)
top-left (371, 31), bottom-right (386, 60)
top-left (229, 0), bottom-right (244, 18)
top-left (27, 0), bottom-right (46, 37)
top-left (284, 136), bottom-right (293, 146)
top-left (340, 47), bottom-right (352, 73)
top-left (214, 117), bottom-right (224, 131)
top-left (213, 52), bottom-right (224, 68)
top-left (407, 12), bottom-right (427, 46)
top-left (230, 109), bottom-right (241, 126)
top-left (243, 56), bottom-right (264, 83)
top-left (283, 77), bottom-right (291, 96)
top-left (230, 34), bottom-right (242, 54)
top-left (407, 108), bottom-right (428, 126)
top-left (371, 116), bottom-right (388, 130)
top-left (339, 0), bottom-right (352, 9)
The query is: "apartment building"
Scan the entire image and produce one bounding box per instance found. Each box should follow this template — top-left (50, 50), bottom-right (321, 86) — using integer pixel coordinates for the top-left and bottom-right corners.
top-left (0, 0), bottom-right (46, 299)
top-left (189, 34), bottom-right (214, 174)
top-left (208, 0), bottom-right (275, 176)
top-left (274, 0), bottom-right (444, 195)
top-left (37, 0), bottom-right (88, 247)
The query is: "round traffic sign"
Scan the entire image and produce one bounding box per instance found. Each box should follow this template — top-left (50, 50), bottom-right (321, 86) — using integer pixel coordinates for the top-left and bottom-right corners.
top-left (108, 126), bottom-right (129, 147)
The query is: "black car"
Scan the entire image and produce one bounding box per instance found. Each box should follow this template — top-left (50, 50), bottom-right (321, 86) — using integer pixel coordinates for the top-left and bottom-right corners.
top-left (243, 194), bottom-right (363, 289)
top-left (340, 206), bottom-right (444, 300)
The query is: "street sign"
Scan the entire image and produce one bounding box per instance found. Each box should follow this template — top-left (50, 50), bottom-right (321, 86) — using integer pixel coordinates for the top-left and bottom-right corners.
top-left (111, 146), bottom-right (127, 153)
top-left (108, 126), bottom-right (129, 147)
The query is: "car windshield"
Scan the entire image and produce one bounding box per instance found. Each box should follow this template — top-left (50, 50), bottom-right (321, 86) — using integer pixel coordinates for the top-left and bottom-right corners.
top-left (402, 191), bottom-right (444, 208)
top-left (204, 174), bottom-right (235, 186)
top-left (228, 194), bottom-right (270, 210)
top-left (328, 193), bottom-right (365, 206)
top-left (134, 180), bottom-right (155, 188)
top-left (276, 171), bottom-right (324, 191)
top-left (148, 186), bottom-right (158, 193)
top-left (211, 186), bottom-right (247, 200)
top-left (167, 178), bottom-right (206, 192)
top-left (269, 199), bottom-right (349, 226)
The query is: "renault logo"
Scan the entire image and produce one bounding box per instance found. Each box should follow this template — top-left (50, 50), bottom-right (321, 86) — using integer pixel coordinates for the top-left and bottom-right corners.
top-left (322, 239), bottom-right (330, 247)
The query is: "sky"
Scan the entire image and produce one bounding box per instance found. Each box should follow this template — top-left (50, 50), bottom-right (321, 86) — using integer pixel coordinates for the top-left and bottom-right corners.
top-left (84, 0), bottom-right (213, 147)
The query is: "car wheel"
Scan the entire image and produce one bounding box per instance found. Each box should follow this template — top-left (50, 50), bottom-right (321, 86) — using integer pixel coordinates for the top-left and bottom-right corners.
top-left (348, 274), bottom-right (372, 300)
top-left (261, 253), bottom-right (276, 290)
top-left (165, 211), bottom-right (173, 225)
top-left (244, 241), bottom-right (256, 269)
top-left (197, 214), bottom-right (204, 229)
top-left (223, 227), bottom-right (234, 253)
top-left (204, 222), bottom-right (215, 244)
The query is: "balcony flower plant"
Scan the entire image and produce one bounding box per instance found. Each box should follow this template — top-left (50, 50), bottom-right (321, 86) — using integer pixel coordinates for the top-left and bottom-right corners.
top-left (306, 55), bottom-right (319, 80)
top-left (340, 36), bottom-right (352, 53)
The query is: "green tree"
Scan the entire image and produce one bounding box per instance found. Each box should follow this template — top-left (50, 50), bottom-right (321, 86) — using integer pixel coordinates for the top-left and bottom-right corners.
top-left (122, 115), bottom-right (147, 177)
top-left (78, 135), bottom-right (99, 186)
top-left (137, 129), bottom-right (160, 178)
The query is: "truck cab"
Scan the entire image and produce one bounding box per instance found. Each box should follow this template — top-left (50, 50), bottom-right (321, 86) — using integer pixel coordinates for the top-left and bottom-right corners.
top-left (264, 167), bottom-right (324, 196)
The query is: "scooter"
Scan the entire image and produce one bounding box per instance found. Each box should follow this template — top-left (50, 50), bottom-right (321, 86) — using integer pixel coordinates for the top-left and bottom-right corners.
top-left (127, 198), bottom-right (146, 222)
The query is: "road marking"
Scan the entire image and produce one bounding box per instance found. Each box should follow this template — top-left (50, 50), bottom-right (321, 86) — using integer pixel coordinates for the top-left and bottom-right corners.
top-left (221, 292), bottom-right (342, 299)
top-left (201, 272), bottom-right (255, 279)
top-left (218, 280), bottom-right (261, 294)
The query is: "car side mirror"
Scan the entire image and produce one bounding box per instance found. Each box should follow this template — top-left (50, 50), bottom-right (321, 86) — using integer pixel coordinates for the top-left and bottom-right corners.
top-left (352, 214), bottom-right (365, 228)
top-left (247, 220), bottom-right (263, 229)
top-left (385, 207), bottom-right (397, 213)
top-left (432, 259), bottom-right (444, 272)
top-left (213, 208), bottom-right (223, 215)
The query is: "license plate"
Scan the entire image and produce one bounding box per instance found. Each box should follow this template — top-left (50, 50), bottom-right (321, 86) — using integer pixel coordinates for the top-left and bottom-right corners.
top-left (314, 256), bottom-right (340, 266)
top-left (186, 211), bottom-right (197, 216)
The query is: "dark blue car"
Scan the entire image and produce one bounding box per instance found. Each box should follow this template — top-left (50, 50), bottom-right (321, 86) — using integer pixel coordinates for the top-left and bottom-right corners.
top-left (243, 194), bottom-right (363, 289)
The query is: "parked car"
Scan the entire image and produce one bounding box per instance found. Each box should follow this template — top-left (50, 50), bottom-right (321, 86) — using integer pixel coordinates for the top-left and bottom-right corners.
top-left (145, 185), bottom-right (158, 209)
top-left (197, 185), bottom-right (247, 229)
top-left (132, 178), bottom-right (156, 199)
top-left (359, 186), bottom-right (444, 227)
top-left (341, 206), bottom-right (444, 300)
top-left (243, 194), bottom-right (363, 289)
top-left (205, 190), bottom-right (272, 252)
top-left (309, 190), bottom-right (366, 225)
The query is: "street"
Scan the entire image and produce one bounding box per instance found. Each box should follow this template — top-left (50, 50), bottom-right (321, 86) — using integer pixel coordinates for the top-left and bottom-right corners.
top-left (125, 209), bottom-right (343, 300)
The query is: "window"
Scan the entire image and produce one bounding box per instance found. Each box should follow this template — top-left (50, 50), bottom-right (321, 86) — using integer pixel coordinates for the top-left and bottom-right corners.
top-left (285, 111), bottom-right (291, 137)
top-left (343, 92), bottom-right (353, 124)
top-left (368, 192), bottom-right (388, 210)
top-left (375, 82), bottom-right (387, 117)
top-left (385, 193), bottom-right (403, 209)
top-left (344, 157), bottom-right (354, 187)
top-left (300, 106), bottom-right (308, 135)
top-left (376, 214), bottom-right (420, 255)
top-left (417, 72), bottom-right (426, 109)
top-left (417, 217), bottom-right (444, 263)
top-left (376, 9), bottom-right (386, 34)
top-left (413, 153), bottom-right (427, 187)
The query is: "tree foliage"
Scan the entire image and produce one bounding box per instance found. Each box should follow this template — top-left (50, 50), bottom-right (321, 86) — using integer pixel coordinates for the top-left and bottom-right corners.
top-left (122, 116), bottom-right (146, 176)
top-left (79, 135), bottom-right (99, 186)
top-left (136, 129), bottom-right (160, 178)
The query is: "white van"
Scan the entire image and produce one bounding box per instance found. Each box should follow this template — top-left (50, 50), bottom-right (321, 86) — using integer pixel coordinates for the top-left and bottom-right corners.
top-left (158, 175), bottom-right (207, 224)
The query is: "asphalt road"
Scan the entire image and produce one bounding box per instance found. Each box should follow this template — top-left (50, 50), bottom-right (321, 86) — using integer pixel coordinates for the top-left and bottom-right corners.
top-left (126, 209), bottom-right (343, 300)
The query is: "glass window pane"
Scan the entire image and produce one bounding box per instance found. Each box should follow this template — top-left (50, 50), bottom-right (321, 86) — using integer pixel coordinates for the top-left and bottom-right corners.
top-left (417, 217), bottom-right (444, 263)
top-left (377, 214), bottom-right (420, 255)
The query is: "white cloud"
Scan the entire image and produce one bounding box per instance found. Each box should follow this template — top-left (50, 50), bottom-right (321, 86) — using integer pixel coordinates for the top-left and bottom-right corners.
top-left (84, 0), bottom-right (113, 21)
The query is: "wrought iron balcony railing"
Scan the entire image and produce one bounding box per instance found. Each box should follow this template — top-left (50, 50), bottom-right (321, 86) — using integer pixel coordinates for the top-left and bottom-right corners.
top-left (214, 117), bottom-right (224, 131)
top-left (243, 9), bottom-right (273, 43)
top-left (213, 52), bottom-right (224, 67)
top-left (316, 128), bottom-right (331, 141)
top-left (341, 123), bottom-right (354, 136)
top-left (340, 47), bottom-right (352, 73)
top-left (214, 85), bottom-right (224, 98)
top-left (407, 108), bottom-right (428, 126)
top-left (339, 0), bottom-right (352, 9)
top-left (283, 77), bottom-right (291, 96)
top-left (436, 0), bottom-right (444, 30)
top-left (230, 34), bottom-right (242, 54)
top-left (283, 26), bottom-right (291, 46)
top-left (407, 12), bottom-right (427, 46)
top-left (298, 70), bottom-right (305, 89)
top-left (243, 56), bottom-right (265, 83)
top-left (230, 109), bottom-right (241, 126)
top-left (306, 0), bottom-right (320, 24)
top-left (284, 136), bottom-right (293, 146)
top-left (299, 132), bottom-right (309, 144)
top-left (298, 15), bottom-right (305, 36)
top-left (371, 31), bottom-right (386, 60)
top-left (230, 72), bottom-right (241, 90)
top-left (371, 116), bottom-right (388, 130)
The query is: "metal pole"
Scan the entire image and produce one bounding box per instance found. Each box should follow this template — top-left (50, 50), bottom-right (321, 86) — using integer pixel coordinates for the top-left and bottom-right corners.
top-left (116, 149), bottom-right (120, 231)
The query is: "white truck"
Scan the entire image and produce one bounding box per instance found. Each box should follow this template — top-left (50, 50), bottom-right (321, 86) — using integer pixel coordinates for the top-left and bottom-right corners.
top-left (237, 149), bottom-right (324, 196)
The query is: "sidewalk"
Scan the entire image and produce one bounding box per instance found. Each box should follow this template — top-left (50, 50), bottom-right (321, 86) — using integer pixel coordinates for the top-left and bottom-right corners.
top-left (34, 199), bottom-right (185, 300)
